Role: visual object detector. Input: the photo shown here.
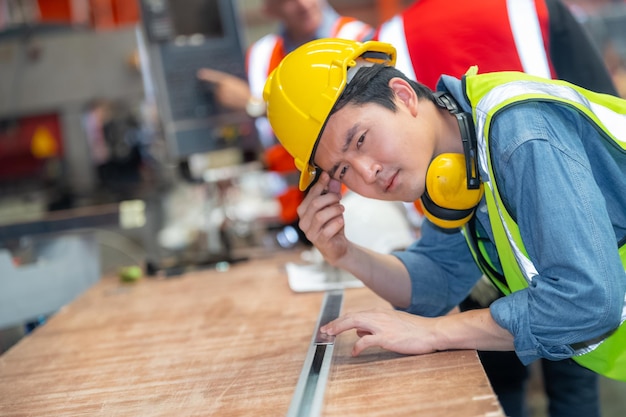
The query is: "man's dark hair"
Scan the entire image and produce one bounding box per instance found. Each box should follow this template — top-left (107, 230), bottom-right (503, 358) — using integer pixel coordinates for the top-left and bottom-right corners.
top-left (329, 64), bottom-right (436, 117)
top-left (307, 64), bottom-right (436, 191)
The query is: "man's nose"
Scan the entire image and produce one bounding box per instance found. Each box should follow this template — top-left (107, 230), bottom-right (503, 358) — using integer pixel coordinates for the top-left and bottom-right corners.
top-left (353, 158), bottom-right (381, 184)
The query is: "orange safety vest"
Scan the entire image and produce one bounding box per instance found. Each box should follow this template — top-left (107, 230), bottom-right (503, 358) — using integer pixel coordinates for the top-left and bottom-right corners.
top-left (246, 17), bottom-right (373, 224)
top-left (374, 0), bottom-right (556, 90)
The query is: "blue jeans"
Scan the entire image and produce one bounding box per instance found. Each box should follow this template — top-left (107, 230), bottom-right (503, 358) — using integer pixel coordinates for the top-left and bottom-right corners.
top-left (478, 351), bottom-right (600, 417)
top-left (541, 358), bottom-right (600, 417)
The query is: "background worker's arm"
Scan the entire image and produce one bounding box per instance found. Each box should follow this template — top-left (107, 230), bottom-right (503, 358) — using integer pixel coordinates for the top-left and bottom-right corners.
top-left (298, 171), bottom-right (412, 308)
top-left (321, 307), bottom-right (514, 356)
top-left (197, 68), bottom-right (252, 111)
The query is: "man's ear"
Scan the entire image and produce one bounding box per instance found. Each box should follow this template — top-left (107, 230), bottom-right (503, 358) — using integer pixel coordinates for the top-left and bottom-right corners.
top-left (389, 77), bottom-right (418, 116)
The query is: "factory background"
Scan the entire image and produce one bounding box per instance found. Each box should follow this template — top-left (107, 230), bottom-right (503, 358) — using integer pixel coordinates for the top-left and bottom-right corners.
top-left (1, 1), bottom-right (625, 416)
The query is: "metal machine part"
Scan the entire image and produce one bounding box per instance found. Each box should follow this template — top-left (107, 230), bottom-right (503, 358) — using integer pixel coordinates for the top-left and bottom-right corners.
top-left (287, 289), bottom-right (343, 417)
top-left (0, 26), bottom-right (144, 196)
top-left (0, 202), bottom-right (145, 330)
top-left (137, 0), bottom-right (258, 160)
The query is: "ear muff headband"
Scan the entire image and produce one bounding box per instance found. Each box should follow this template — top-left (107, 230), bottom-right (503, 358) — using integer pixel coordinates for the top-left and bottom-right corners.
top-left (420, 92), bottom-right (484, 229)
top-left (433, 92), bottom-right (481, 191)
top-left (421, 190), bottom-right (475, 221)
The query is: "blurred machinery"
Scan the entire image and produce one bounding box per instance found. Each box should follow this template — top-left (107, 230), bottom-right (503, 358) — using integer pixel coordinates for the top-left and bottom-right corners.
top-left (0, 0), bottom-right (262, 281)
top-left (0, 1), bottom-right (418, 353)
top-left (137, 0), bottom-right (258, 161)
top-left (0, 3), bottom-right (151, 349)
top-left (134, 0), bottom-right (281, 274)
top-left (0, 24), bottom-right (145, 203)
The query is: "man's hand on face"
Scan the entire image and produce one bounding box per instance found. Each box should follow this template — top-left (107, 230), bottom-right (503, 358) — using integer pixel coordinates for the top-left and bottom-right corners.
top-left (297, 172), bottom-right (349, 265)
top-left (323, 173), bottom-right (343, 196)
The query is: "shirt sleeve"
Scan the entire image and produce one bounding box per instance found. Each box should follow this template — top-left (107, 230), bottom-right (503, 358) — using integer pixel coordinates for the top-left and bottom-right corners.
top-left (487, 101), bottom-right (625, 364)
top-left (392, 220), bottom-right (483, 317)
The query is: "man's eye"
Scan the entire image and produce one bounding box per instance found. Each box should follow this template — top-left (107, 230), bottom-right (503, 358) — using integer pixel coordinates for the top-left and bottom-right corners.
top-left (356, 133), bottom-right (365, 148)
top-left (339, 166), bottom-right (348, 179)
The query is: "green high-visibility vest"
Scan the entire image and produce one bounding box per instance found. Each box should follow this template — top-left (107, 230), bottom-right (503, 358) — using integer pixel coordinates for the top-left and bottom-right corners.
top-left (461, 67), bottom-right (626, 381)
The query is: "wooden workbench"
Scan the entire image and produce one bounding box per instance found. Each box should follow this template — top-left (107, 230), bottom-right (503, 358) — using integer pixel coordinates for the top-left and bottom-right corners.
top-left (0, 250), bottom-right (504, 416)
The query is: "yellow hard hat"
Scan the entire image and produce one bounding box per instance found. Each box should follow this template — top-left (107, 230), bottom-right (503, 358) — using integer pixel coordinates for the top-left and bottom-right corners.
top-left (263, 38), bottom-right (396, 190)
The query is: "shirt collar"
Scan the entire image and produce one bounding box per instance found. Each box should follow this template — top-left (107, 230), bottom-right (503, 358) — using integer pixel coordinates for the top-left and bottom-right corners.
top-left (436, 74), bottom-right (473, 114)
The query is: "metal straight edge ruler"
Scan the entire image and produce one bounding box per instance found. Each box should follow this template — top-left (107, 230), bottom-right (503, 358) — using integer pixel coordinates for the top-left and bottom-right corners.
top-left (286, 287), bottom-right (344, 417)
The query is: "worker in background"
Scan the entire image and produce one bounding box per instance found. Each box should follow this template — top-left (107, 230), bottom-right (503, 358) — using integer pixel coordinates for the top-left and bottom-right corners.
top-left (197, 0), bottom-right (373, 235)
top-left (603, 41), bottom-right (626, 97)
top-left (263, 38), bottom-right (626, 414)
top-left (374, 0), bottom-right (617, 96)
top-left (372, 1), bottom-right (619, 416)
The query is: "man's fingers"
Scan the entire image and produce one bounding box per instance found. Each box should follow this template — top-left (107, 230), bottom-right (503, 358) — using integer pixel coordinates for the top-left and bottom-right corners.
top-left (320, 314), bottom-right (381, 356)
top-left (321, 313), bottom-right (361, 336)
top-left (356, 330), bottom-right (372, 338)
top-left (298, 187), bottom-right (344, 234)
top-left (317, 214), bottom-right (345, 242)
top-left (327, 177), bottom-right (342, 195)
top-left (314, 171), bottom-right (332, 195)
top-left (352, 334), bottom-right (381, 356)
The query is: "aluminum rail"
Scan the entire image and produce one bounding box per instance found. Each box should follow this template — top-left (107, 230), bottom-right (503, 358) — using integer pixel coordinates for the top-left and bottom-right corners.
top-left (286, 288), bottom-right (344, 417)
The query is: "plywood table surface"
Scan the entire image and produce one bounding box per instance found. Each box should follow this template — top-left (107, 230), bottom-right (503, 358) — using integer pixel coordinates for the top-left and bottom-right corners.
top-left (0, 250), bottom-right (503, 416)
top-left (324, 289), bottom-right (504, 417)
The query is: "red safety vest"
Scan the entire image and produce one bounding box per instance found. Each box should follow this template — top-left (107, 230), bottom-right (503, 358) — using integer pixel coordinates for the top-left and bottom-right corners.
top-left (374, 0), bottom-right (557, 90)
top-left (247, 16), bottom-right (372, 224)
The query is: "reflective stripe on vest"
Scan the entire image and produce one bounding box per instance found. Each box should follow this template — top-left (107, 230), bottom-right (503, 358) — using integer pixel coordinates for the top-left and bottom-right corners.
top-left (333, 17), bottom-right (372, 43)
top-left (465, 70), bottom-right (626, 380)
top-left (247, 34), bottom-right (283, 148)
top-left (374, 15), bottom-right (416, 81)
top-left (506, 0), bottom-right (551, 78)
top-left (247, 34), bottom-right (282, 98)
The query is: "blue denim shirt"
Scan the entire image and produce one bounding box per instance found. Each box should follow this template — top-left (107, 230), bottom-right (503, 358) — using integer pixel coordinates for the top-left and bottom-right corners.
top-left (393, 75), bottom-right (626, 365)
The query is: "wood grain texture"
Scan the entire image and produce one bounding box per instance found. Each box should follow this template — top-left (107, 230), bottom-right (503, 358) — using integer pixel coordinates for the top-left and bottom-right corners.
top-left (324, 289), bottom-right (504, 416)
top-left (0, 251), bottom-right (504, 416)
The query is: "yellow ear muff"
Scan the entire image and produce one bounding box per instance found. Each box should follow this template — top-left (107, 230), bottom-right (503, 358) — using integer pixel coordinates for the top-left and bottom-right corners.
top-left (419, 153), bottom-right (484, 229)
top-left (427, 153), bottom-right (483, 209)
